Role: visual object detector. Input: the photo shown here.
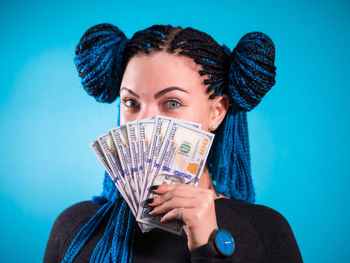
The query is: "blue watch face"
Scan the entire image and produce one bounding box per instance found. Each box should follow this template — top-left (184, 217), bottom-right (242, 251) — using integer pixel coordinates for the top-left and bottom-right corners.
top-left (216, 230), bottom-right (235, 256)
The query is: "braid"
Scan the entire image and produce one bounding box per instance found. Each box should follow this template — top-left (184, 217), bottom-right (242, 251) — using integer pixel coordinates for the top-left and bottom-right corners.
top-left (123, 25), bottom-right (178, 62)
top-left (123, 26), bottom-right (228, 100)
top-left (74, 23), bottom-right (128, 103)
top-left (168, 28), bottom-right (228, 99)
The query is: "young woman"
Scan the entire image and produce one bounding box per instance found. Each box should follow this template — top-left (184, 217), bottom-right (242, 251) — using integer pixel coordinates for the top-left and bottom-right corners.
top-left (44, 24), bottom-right (303, 262)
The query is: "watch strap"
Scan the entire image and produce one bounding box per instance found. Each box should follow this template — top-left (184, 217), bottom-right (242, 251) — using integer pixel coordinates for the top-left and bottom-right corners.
top-left (190, 240), bottom-right (220, 258)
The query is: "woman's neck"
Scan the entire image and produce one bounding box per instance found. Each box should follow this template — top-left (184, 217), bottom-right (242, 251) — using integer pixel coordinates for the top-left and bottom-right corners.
top-left (197, 165), bottom-right (226, 199)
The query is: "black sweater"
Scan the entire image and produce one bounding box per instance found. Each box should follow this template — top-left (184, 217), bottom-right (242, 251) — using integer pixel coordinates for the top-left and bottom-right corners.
top-left (44, 198), bottom-right (303, 262)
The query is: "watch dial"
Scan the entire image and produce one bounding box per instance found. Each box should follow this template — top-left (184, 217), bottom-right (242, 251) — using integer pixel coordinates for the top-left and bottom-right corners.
top-left (216, 230), bottom-right (235, 256)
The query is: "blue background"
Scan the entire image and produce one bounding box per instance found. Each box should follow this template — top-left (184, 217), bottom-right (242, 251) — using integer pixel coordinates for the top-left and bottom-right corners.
top-left (0, 0), bottom-right (349, 262)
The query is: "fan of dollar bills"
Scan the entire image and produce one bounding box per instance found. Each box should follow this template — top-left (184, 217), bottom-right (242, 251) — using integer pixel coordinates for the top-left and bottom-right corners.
top-left (90, 116), bottom-right (214, 235)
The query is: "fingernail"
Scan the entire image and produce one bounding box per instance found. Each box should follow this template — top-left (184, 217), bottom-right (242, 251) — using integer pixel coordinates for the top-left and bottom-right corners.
top-left (148, 207), bottom-right (154, 213)
top-left (146, 198), bottom-right (154, 204)
top-left (159, 214), bottom-right (166, 221)
top-left (150, 185), bottom-right (159, 191)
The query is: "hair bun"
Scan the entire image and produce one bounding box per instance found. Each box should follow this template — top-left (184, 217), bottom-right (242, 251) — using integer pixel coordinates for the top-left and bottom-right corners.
top-left (226, 32), bottom-right (276, 111)
top-left (74, 23), bottom-right (128, 103)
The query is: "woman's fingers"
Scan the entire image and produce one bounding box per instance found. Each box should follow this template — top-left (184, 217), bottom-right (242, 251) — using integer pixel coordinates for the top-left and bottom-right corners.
top-left (151, 184), bottom-right (200, 195)
top-left (147, 184), bottom-right (218, 251)
top-left (147, 190), bottom-right (192, 207)
top-left (147, 184), bottom-right (202, 206)
top-left (148, 184), bottom-right (215, 220)
top-left (148, 196), bottom-right (197, 215)
top-left (159, 208), bottom-right (181, 223)
top-left (159, 207), bottom-right (207, 226)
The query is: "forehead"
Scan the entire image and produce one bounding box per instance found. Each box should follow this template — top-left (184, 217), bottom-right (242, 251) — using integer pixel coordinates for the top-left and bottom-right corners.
top-left (121, 51), bottom-right (208, 92)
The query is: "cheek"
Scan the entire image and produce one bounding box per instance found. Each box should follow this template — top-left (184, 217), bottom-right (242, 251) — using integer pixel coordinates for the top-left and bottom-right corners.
top-left (178, 98), bottom-right (212, 131)
top-left (119, 107), bottom-right (135, 125)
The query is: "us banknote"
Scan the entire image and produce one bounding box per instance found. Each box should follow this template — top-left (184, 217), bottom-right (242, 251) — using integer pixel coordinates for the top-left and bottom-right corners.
top-left (126, 121), bottom-right (142, 200)
top-left (110, 126), bottom-right (139, 204)
top-left (90, 116), bottom-right (213, 235)
top-left (90, 140), bottom-right (134, 214)
top-left (140, 116), bottom-right (201, 201)
top-left (140, 116), bottom-right (173, 201)
top-left (91, 138), bottom-right (153, 233)
top-left (136, 120), bottom-right (214, 235)
top-left (138, 118), bottom-right (155, 195)
top-left (96, 133), bottom-right (136, 212)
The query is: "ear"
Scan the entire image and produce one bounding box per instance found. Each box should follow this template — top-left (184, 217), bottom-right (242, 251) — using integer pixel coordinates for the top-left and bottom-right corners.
top-left (209, 94), bottom-right (230, 131)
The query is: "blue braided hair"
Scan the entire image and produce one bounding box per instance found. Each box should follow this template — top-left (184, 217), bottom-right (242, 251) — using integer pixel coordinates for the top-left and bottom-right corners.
top-left (207, 34), bottom-right (276, 203)
top-left (62, 25), bottom-right (135, 263)
top-left (63, 23), bottom-right (276, 262)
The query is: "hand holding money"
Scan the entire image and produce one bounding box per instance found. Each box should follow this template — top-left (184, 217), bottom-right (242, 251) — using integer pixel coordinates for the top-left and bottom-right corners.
top-left (90, 115), bottom-right (215, 236)
top-left (148, 183), bottom-right (219, 251)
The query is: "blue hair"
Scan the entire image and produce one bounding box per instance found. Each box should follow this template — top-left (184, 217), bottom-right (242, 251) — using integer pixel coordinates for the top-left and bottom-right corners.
top-left (62, 97), bottom-right (136, 263)
top-left (62, 23), bottom-right (276, 262)
top-left (207, 33), bottom-right (276, 203)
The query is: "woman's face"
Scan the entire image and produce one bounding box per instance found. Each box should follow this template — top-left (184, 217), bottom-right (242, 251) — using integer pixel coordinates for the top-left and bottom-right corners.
top-left (119, 51), bottom-right (227, 131)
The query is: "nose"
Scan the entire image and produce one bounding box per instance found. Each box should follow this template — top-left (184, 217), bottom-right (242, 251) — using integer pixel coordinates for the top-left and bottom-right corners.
top-left (138, 103), bottom-right (160, 120)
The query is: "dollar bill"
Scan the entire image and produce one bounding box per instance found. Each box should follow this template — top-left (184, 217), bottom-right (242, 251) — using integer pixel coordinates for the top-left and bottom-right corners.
top-left (90, 140), bottom-right (135, 214)
top-left (90, 140), bottom-right (114, 179)
top-left (137, 120), bottom-right (214, 235)
top-left (140, 116), bottom-right (173, 201)
top-left (138, 118), bottom-right (155, 194)
top-left (141, 116), bottom-right (202, 202)
top-left (96, 133), bottom-right (137, 212)
top-left (110, 126), bottom-right (139, 204)
top-left (92, 138), bottom-right (153, 233)
top-left (90, 116), bottom-right (214, 234)
top-left (126, 121), bottom-right (142, 200)
top-left (96, 133), bottom-right (124, 183)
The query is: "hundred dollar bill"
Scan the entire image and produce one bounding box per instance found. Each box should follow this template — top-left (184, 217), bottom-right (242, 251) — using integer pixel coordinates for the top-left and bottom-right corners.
top-left (96, 133), bottom-right (137, 212)
top-left (110, 126), bottom-right (139, 204)
top-left (90, 140), bottom-right (114, 179)
top-left (141, 116), bottom-right (201, 201)
top-left (136, 120), bottom-right (214, 235)
top-left (138, 118), bottom-right (155, 189)
top-left (141, 116), bottom-right (173, 201)
top-left (96, 134), bottom-right (124, 182)
top-left (90, 140), bottom-right (135, 215)
top-left (92, 138), bottom-right (153, 233)
top-left (126, 121), bottom-right (142, 200)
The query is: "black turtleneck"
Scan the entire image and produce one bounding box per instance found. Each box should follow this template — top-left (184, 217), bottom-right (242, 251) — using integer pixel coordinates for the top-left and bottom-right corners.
top-left (44, 198), bottom-right (303, 262)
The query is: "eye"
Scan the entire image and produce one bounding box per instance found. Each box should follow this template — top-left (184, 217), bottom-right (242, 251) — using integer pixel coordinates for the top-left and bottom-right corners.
top-left (122, 98), bottom-right (140, 108)
top-left (165, 98), bottom-right (183, 110)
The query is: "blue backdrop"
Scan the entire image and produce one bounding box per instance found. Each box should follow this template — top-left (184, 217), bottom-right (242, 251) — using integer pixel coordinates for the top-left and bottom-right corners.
top-left (0, 0), bottom-right (349, 262)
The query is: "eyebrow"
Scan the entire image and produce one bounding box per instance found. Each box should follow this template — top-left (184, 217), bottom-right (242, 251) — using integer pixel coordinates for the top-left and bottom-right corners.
top-left (154, 87), bottom-right (188, 99)
top-left (120, 87), bottom-right (140, 99)
top-left (120, 86), bottom-right (188, 99)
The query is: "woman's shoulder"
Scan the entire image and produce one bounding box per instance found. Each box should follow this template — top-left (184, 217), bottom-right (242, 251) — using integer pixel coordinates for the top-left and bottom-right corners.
top-left (54, 201), bottom-right (102, 229)
top-left (44, 201), bottom-right (102, 262)
top-left (214, 198), bottom-right (303, 262)
top-left (215, 197), bottom-right (292, 228)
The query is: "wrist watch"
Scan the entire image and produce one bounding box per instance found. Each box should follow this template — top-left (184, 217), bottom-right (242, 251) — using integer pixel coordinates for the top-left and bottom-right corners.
top-left (209, 228), bottom-right (235, 257)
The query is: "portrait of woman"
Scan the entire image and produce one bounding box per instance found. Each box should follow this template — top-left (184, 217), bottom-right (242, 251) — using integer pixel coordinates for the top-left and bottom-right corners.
top-left (43, 23), bottom-right (303, 262)
top-left (2, 1), bottom-right (349, 263)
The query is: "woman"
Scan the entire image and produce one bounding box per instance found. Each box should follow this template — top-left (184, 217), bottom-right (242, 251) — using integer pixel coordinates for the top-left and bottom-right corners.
top-left (44, 24), bottom-right (303, 262)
